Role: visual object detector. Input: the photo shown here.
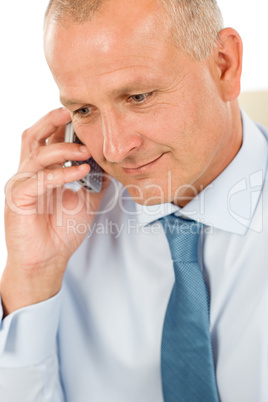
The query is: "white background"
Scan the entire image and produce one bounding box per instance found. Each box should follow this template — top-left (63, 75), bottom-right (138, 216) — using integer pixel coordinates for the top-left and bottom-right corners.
top-left (0, 1), bottom-right (268, 274)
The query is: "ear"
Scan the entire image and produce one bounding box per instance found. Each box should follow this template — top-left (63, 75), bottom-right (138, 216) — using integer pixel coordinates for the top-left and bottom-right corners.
top-left (212, 28), bottom-right (243, 102)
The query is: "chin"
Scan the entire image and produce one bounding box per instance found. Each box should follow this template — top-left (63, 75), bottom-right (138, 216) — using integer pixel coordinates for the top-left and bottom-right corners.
top-left (126, 186), bottom-right (172, 206)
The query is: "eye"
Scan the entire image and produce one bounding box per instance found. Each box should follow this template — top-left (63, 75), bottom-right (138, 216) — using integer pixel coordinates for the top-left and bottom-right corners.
top-left (128, 93), bottom-right (151, 103)
top-left (73, 107), bottom-right (91, 118)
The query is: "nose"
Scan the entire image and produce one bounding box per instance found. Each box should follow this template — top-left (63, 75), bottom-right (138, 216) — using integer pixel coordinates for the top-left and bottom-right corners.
top-left (102, 109), bottom-right (142, 163)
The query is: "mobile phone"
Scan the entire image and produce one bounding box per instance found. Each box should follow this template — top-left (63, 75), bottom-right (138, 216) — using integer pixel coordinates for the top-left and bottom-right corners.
top-left (64, 122), bottom-right (103, 193)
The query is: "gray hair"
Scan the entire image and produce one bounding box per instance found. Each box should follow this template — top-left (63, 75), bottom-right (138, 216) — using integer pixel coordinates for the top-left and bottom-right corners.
top-left (45, 0), bottom-right (224, 60)
top-left (159, 0), bottom-right (224, 60)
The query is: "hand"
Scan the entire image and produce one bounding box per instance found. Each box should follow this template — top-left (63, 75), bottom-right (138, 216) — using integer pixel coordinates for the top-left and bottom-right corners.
top-left (1, 108), bottom-right (108, 316)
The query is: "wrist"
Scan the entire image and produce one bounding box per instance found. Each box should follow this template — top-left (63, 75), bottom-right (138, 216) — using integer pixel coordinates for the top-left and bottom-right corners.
top-left (1, 259), bottom-right (67, 317)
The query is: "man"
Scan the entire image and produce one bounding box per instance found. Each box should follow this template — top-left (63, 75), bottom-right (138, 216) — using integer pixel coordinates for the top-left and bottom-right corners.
top-left (0, 0), bottom-right (268, 401)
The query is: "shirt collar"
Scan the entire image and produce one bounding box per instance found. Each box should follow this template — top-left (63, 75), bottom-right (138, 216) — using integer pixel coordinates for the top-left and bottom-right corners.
top-left (135, 110), bottom-right (268, 234)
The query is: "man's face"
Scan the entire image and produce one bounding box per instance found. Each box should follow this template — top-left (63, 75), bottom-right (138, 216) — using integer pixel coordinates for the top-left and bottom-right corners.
top-left (45, 0), bottom-right (237, 206)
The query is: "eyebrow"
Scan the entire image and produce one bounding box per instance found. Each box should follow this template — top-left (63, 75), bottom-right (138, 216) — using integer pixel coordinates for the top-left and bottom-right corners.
top-left (60, 79), bottom-right (159, 107)
top-left (60, 96), bottom-right (88, 107)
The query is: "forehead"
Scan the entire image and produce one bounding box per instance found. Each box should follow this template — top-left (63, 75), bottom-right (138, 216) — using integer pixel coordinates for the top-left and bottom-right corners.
top-left (46, 3), bottom-right (168, 60)
top-left (44, 0), bottom-right (185, 101)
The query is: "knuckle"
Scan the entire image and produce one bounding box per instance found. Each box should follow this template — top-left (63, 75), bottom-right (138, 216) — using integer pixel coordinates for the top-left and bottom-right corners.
top-left (60, 142), bottom-right (76, 154)
top-left (29, 147), bottom-right (40, 161)
top-left (56, 142), bottom-right (67, 153)
top-left (47, 110), bottom-right (54, 119)
top-left (40, 169), bottom-right (49, 180)
top-left (47, 109), bottom-right (58, 120)
top-left (42, 169), bottom-right (58, 185)
top-left (21, 128), bottom-right (32, 142)
top-left (4, 173), bottom-right (29, 200)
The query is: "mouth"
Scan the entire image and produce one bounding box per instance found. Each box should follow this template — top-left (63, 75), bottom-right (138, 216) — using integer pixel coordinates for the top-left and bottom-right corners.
top-left (122, 153), bottom-right (165, 176)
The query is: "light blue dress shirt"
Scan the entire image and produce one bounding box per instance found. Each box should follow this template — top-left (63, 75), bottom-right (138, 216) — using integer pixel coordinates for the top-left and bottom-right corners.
top-left (1, 111), bottom-right (268, 402)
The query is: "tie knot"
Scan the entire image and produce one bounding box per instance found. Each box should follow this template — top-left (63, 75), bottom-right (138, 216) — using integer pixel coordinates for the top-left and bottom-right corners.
top-left (159, 215), bottom-right (202, 262)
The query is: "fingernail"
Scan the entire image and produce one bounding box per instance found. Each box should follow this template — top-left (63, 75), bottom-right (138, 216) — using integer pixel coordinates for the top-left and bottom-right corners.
top-left (78, 163), bottom-right (88, 170)
top-left (79, 146), bottom-right (88, 153)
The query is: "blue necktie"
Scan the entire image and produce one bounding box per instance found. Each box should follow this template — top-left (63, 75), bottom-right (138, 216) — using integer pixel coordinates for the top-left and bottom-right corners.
top-left (158, 214), bottom-right (219, 402)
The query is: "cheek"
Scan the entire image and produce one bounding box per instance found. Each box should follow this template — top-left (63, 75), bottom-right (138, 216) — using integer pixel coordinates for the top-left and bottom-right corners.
top-left (74, 123), bottom-right (104, 160)
top-left (168, 92), bottom-right (224, 163)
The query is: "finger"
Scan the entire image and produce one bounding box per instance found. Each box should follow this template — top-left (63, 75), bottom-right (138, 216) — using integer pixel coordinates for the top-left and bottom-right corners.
top-left (19, 142), bottom-right (91, 173)
top-left (20, 108), bottom-right (71, 161)
top-left (46, 125), bottom-right (66, 146)
top-left (5, 164), bottom-right (91, 210)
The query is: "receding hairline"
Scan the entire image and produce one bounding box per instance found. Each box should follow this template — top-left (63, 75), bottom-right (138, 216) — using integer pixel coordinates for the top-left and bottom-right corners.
top-left (44, 0), bottom-right (224, 61)
top-left (45, 0), bottom-right (112, 23)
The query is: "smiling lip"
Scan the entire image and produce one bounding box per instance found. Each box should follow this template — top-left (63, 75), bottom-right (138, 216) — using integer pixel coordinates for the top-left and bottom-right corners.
top-left (122, 154), bottom-right (165, 176)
